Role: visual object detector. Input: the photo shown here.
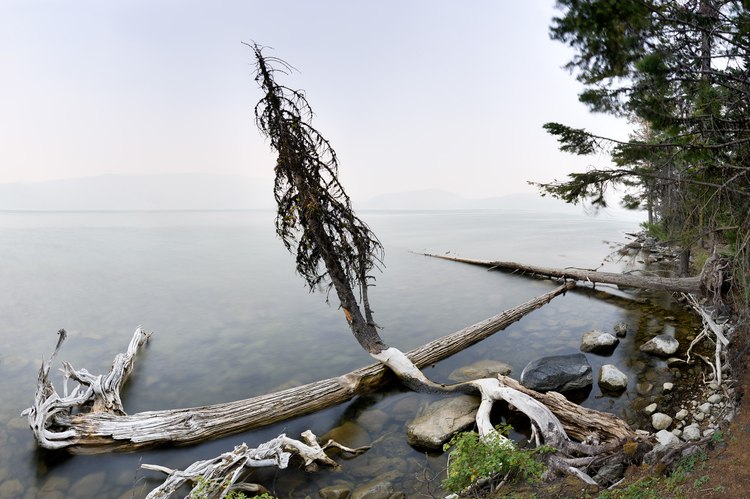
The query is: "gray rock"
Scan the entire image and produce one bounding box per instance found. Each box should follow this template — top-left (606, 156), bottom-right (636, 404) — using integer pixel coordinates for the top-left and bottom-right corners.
top-left (698, 403), bottom-right (712, 414)
top-left (593, 463), bottom-right (624, 485)
top-left (702, 428), bottom-right (715, 438)
top-left (652, 413), bottom-right (673, 430)
top-left (320, 484), bottom-right (352, 499)
top-left (640, 334), bottom-right (679, 357)
top-left (613, 322), bottom-right (628, 338)
top-left (683, 424), bottom-right (701, 441)
top-left (663, 382), bottom-right (674, 392)
top-left (672, 429), bottom-right (683, 438)
top-left (675, 409), bottom-right (689, 421)
top-left (580, 330), bottom-right (620, 354)
top-left (351, 472), bottom-right (399, 499)
top-left (655, 429), bottom-right (680, 447)
top-left (694, 412), bottom-right (705, 422)
top-left (448, 359), bottom-right (511, 382)
top-left (520, 353), bottom-right (593, 393)
top-left (405, 395), bottom-right (479, 449)
top-left (707, 394), bottom-right (722, 404)
top-left (643, 444), bottom-right (668, 465)
top-left (644, 403), bottom-right (658, 415)
top-left (598, 364), bottom-right (628, 392)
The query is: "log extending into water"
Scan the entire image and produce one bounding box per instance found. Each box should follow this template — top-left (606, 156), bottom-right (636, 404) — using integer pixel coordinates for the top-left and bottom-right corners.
top-left (24, 282), bottom-right (575, 454)
top-left (421, 253), bottom-right (704, 294)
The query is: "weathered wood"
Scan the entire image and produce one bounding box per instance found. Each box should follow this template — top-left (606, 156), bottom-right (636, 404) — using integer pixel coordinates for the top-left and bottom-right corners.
top-left (141, 430), bottom-right (368, 499)
top-left (497, 376), bottom-right (636, 442)
top-left (24, 282), bottom-right (574, 453)
top-left (421, 253), bottom-right (703, 294)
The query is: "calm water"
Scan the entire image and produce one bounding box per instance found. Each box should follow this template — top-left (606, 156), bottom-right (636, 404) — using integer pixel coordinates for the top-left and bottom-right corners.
top-left (0, 209), bottom-right (696, 497)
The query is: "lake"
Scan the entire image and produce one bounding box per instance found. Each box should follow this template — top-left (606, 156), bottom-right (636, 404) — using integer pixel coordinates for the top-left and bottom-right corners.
top-left (0, 209), bottom-right (698, 497)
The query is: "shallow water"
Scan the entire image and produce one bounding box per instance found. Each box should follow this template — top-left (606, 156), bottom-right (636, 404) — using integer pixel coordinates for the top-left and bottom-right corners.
top-left (0, 209), bottom-right (699, 497)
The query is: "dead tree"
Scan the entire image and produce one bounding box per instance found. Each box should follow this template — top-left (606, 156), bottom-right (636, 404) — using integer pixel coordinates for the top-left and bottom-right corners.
top-left (24, 46), bottom-right (654, 494)
top-left (420, 252), bottom-right (730, 299)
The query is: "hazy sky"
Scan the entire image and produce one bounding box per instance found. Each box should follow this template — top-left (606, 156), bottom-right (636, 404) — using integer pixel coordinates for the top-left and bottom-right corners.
top-left (1, 0), bottom-right (630, 201)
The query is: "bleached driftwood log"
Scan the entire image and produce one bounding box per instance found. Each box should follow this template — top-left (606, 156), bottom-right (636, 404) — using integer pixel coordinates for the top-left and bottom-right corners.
top-left (24, 283), bottom-right (573, 453)
top-left (420, 253), bottom-right (713, 294)
top-left (141, 430), bottom-right (368, 499)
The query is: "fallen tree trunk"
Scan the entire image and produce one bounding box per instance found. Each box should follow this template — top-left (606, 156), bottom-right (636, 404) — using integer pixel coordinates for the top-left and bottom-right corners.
top-left (421, 252), bottom-right (706, 294)
top-left (23, 282), bottom-right (574, 453)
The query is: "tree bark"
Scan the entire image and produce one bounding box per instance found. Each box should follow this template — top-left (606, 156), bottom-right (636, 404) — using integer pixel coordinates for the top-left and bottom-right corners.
top-left (24, 283), bottom-right (573, 454)
top-left (420, 252), bottom-right (704, 294)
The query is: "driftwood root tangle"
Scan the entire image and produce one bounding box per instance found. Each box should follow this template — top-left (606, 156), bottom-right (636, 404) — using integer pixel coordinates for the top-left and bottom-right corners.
top-left (142, 430), bottom-right (369, 499)
top-left (22, 327), bottom-right (151, 450)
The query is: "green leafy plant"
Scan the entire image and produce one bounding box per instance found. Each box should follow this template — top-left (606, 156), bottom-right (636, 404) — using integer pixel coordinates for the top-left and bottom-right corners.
top-left (441, 424), bottom-right (550, 494)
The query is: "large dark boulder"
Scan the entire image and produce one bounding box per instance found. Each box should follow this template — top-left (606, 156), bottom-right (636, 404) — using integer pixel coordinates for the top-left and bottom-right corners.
top-left (520, 353), bottom-right (593, 392)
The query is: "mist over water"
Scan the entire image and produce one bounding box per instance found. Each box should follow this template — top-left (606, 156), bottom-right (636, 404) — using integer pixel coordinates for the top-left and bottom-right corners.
top-left (0, 209), bottom-right (691, 497)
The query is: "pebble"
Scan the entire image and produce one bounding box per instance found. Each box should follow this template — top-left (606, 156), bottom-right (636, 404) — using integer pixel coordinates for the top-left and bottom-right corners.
top-left (683, 424), bottom-right (701, 441)
top-left (652, 413), bottom-right (673, 430)
top-left (644, 403), bottom-right (658, 415)
top-left (675, 409), bottom-right (688, 421)
top-left (694, 412), bottom-right (705, 422)
top-left (698, 403), bottom-right (712, 414)
top-left (702, 428), bottom-right (715, 438)
top-left (707, 394), bottom-right (722, 404)
top-left (663, 382), bottom-right (674, 392)
top-left (655, 429), bottom-right (679, 446)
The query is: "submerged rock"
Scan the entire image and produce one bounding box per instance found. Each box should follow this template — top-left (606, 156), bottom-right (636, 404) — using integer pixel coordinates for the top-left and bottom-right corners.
top-left (613, 322), bottom-right (628, 338)
top-left (598, 364), bottom-right (628, 391)
top-left (640, 334), bottom-right (679, 357)
top-left (319, 484), bottom-right (352, 499)
top-left (405, 395), bottom-right (479, 450)
top-left (580, 330), bottom-right (619, 355)
top-left (520, 353), bottom-right (592, 393)
top-left (351, 471), bottom-right (400, 499)
top-left (448, 359), bottom-right (512, 382)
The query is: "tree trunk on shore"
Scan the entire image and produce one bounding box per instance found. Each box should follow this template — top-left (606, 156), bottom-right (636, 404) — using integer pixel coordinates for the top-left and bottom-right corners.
top-left (419, 252), bottom-right (729, 298)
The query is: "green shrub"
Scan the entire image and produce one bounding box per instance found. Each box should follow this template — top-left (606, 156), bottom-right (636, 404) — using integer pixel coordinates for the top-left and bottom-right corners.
top-left (441, 424), bottom-right (550, 494)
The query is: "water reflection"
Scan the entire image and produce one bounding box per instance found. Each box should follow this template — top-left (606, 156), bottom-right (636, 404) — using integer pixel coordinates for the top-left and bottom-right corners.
top-left (0, 209), bottom-right (705, 497)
